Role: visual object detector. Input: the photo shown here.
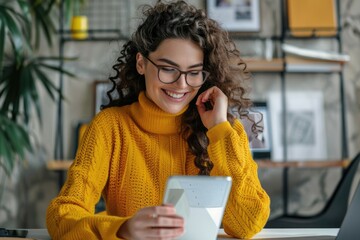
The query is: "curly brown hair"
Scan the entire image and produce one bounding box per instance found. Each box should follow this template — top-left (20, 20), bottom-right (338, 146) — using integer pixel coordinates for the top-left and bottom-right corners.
top-left (104, 0), bottom-right (253, 175)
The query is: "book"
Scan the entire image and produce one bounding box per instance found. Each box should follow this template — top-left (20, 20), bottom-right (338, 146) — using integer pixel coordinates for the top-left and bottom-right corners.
top-left (282, 44), bottom-right (350, 62)
top-left (285, 56), bottom-right (342, 72)
top-left (287, 0), bottom-right (337, 37)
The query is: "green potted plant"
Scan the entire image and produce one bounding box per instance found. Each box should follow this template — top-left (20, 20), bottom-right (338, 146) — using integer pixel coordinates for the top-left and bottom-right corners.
top-left (0, 0), bottom-right (74, 175)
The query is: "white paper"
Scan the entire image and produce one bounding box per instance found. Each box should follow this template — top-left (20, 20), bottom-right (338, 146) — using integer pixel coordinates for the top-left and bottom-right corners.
top-left (269, 91), bottom-right (328, 161)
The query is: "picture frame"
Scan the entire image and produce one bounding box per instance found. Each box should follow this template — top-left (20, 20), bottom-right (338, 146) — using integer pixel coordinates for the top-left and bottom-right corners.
top-left (206, 0), bottom-right (261, 32)
top-left (268, 91), bottom-right (327, 161)
top-left (94, 80), bottom-right (117, 115)
top-left (236, 102), bottom-right (272, 159)
top-left (247, 102), bottom-right (272, 159)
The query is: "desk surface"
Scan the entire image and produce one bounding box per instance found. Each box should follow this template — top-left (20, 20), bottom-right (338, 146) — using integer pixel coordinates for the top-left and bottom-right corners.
top-left (47, 159), bottom-right (349, 171)
top-left (219, 229), bottom-right (339, 239)
top-left (26, 228), bottom-right (339, 240)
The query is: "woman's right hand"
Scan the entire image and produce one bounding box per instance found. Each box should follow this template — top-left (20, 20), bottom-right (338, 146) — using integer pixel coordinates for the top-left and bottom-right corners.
top-left (117, 205), bottom-right (184, 240)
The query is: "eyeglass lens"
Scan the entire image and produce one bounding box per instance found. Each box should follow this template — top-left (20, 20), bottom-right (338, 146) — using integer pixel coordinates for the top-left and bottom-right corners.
top-left (143, 55), bottom-right (209, 87)
top-left (158, 67), bottom-right (207, 87)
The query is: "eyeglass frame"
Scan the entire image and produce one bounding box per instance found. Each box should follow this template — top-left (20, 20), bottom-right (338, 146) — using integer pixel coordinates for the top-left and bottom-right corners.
top-left (142, 55), bottom-right (210, 87)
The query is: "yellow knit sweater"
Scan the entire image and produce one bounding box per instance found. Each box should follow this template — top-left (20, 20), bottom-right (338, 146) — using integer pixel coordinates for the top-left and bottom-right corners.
top-left (46, 92), bottom-right (270, 239)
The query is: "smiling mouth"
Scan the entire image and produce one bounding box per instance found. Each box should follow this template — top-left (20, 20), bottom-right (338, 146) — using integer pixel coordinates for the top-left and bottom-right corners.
top-left (164, 90), bottom-right (186, 99)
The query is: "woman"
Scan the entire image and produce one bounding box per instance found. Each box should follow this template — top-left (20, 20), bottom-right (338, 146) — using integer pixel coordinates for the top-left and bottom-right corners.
top-left (46, 1), bottom-right (270, 239)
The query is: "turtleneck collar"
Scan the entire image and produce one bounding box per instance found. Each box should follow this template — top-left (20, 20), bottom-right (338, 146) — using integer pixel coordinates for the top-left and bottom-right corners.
top-left (130, 91), bottom-right (188, 135)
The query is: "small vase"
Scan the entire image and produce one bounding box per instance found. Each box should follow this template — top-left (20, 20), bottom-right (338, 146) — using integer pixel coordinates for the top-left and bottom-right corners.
top-left (71, 16), bottom-right (88, 39)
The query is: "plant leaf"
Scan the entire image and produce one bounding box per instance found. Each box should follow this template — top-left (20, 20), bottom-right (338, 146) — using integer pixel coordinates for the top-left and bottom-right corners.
top-left (0, 125), bottom-right (13, 175)
top-left (0, 113), bottom-right (32, 175)
top-left (38, 62), bottom-right (76, 77)
top-left (1, 11), bottom-right (22, 65)
top-left (16, 0), bottom-right (32, 40)
top-left (33, 66), bottom-right (57, 101)
top-left (9, 117), bottom-right (32, 153)
top-left (1, 60), bottom-right (22, 121)
top-left (5, 122), bottom-right (25, 158)
top-left (64, 0), bottom-right (73, 26)
top-left (45, 0), bottom-right (57, 15)
top-left (0, 15), bottom-right (5, 75)
top-left (26, 63), bottom-right (42, 125)
top-left (1, 54), bottom-right (74, 123)
top-left (19, 62), bottom-right (32, 124)
top-left (32, 1), bottom-right (56, 48)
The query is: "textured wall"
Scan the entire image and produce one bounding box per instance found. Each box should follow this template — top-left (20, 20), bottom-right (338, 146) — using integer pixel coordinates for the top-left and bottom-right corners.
top-left (0, 0), bottom-right (359, 229)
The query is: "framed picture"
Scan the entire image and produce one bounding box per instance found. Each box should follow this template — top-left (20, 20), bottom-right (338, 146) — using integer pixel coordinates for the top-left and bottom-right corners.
top-left (237, 102), bottom-right (272, 159)
top-left (268, 91), bottom-right (327, 161)
top-left (94, 80), bottom-right (117, 115)
top-left (206, 0), bottom-right (261, 32)
top-left (249, 102), bottom-right (272, 159)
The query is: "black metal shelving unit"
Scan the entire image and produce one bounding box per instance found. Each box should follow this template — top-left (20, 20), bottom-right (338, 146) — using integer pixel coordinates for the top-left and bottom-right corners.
top-left (279, 0), bottom-right (348, 216)
top-left (232, 0), bottom-right (348, 216)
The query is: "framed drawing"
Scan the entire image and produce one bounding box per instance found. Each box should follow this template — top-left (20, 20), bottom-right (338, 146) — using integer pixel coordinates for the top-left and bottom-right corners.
top-left (236, 102), bottom-right (272, 159)
top-left (94, 80), bottom-right (117, 115)
top-left (248, 102), bottom-right (272, 159)
top-left (268, 91), bottom-right (327, 161)
top-left (206, 0), bottom-right (261, 32)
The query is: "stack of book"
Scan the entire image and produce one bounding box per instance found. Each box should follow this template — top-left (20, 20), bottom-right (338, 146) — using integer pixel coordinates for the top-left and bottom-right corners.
top-left (282, 44), bottom-right (350, 72)
top-left (282, 44), bottom-right (350, 62)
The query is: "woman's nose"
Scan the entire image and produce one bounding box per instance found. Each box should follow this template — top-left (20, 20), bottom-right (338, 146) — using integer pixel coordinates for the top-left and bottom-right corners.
top-left (175, 73), bottom-right (188, 88)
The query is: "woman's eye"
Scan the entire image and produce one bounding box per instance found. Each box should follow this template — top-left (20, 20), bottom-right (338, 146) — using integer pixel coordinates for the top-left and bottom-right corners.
top-left (189, 71), bottom-right (201, 76)
top-left (160, 67), bottom-right (177, 73)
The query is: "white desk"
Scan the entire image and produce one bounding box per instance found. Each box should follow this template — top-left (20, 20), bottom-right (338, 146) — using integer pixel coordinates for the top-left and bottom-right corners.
top-left (26, 228), bottom-right (339, 239)
top-left (218, 229), bottom-right (338, 239)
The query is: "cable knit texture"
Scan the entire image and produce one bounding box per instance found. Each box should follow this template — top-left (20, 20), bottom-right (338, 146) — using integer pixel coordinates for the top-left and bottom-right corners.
top-left (46, 92), bottom-right (270, 239)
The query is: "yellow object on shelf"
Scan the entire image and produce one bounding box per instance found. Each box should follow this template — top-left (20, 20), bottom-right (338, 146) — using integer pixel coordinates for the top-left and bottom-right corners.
top-left (71, 15), bottom-right (88, 39)
top-left (287, 0), bottom-right (337, 37)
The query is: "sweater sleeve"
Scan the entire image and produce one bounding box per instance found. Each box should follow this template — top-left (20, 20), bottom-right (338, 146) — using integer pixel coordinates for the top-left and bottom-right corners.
top-left (206, 119), bottom-right (270, 239)
top-left (46, 112), bottom-right (129, 240)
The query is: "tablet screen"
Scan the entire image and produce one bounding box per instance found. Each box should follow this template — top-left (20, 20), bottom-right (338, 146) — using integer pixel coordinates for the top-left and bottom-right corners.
top-left (163, 176), bottom-right (232, 240)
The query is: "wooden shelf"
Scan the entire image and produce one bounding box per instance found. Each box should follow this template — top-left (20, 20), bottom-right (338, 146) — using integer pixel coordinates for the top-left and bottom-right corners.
top-left (47, 160), bottom-right (74, 170)
top-left (46, 159), bottom-right (350, 171)
top-left (244, 57), bottom-right (344, 73)
top-left (256, 159), bottom-right (349, 168)
top-left (244, 58), bottom-right (284, 72)
top-left (285, 56), bottom-right (343, 73)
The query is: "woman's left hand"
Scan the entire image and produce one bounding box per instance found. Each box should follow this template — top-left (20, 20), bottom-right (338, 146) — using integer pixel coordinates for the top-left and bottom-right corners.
top-left (196, 86), bottom-right (228, 129)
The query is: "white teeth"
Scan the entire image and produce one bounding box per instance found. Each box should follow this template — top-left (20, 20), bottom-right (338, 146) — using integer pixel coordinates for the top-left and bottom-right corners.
top-left (165, 90), bottom-right (185, 99)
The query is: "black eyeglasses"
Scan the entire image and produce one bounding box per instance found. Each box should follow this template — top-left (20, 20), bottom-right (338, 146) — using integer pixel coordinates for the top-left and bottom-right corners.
top-left (143, 56), bottom-right (209, 87)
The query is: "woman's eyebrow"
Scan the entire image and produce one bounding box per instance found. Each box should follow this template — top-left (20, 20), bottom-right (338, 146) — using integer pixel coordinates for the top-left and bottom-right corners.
top-left (157, 58), bottom-right (204, 68)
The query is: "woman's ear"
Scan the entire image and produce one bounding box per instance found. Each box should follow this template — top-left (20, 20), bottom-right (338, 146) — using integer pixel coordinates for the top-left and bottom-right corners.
top-left (136, 53), bottom-right (145, 75)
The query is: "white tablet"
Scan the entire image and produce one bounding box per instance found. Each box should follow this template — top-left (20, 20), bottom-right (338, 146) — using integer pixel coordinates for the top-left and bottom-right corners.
top-left (163, 176), bottom-right (232, 240)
